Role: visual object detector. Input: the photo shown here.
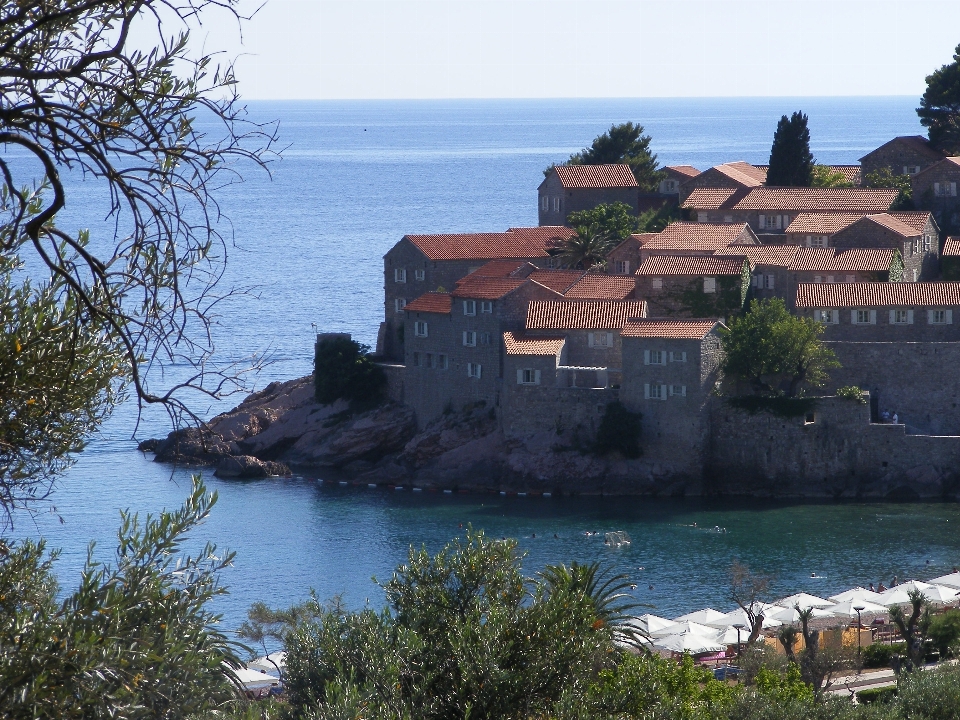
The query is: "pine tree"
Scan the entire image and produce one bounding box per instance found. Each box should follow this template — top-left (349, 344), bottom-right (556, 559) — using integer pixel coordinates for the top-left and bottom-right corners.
top-left (766, 112), bottom-right (815, 187)
top-left (917, 43), bottom-right (960, 154)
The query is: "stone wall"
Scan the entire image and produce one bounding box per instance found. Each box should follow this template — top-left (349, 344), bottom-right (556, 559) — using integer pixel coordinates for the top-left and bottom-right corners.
top-left (831, 222), bottom-right (934, 281)
top-left (501, 383), bottom-right (619, 439)
top-left (860, 142), bottom-right (942, 179)
top-left (538, 172), bottom-right (639, 226)
top-left (804, 310), bottom-right (960, 343)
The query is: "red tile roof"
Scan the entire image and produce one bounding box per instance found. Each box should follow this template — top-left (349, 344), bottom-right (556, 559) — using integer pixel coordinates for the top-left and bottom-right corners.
top-left (554, 164), bottom-right (638, 188)
top-left (526, 300), bottom-right (647, 330)
top-left (460, 260), bottom-right (531, 280)
top-left (405, 292), bottom-right (452, 314)
top-left (636, 255), bottom-right (748, 276)
top-left (913, 156), bottom-right (960, 179)
top-left (665, 165), bottom-right (701, 179)
top-left (404, 226), bottom-right (575, 262)
top-left (855, 214), bottom-right (920, 238)
top-left (889, 212), bottom-right (934, 233)
top-left (564, 274), bottom-right (636, 300)
top-left (859, 135), bottom-right (946, 163)
top-left (789, 247), bottom-right (895, 273)
top-left (636, 222), bottom-right (758, 253)
top-left (715, 244), bottom-right (799, 267)
top-left (451, 277), bottom-right (526, 300)
top-left (828, 165), bottom-right (862, 184)
top-left (786, 211), bottom-right (932, 236)
top-left (503, 332), bottom-right (566, 356)
top-left (944, 237), bottom-right (960, 257)
top-left (683, 187), bottom-right (899, 213)
top-left (713, 161), bottom-right (767, 187)
top-left (796, 282), bottom-right (960, 308)
top-left (527, 269), bottom-right (585, 294)
top-left (621, 318), bottom-right (723, 339)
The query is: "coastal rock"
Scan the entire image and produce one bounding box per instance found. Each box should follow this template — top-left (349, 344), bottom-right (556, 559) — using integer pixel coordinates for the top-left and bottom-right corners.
top-left (214, 455), bottom-right (291, 479)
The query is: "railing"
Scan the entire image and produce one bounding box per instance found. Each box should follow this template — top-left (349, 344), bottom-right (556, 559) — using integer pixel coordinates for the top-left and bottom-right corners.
top-left (556, 366), bottom-right (621, 389)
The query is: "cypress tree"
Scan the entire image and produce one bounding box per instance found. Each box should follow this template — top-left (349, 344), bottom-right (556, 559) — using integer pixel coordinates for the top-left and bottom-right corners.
top-left (766, 111), bottom-right (815, 187)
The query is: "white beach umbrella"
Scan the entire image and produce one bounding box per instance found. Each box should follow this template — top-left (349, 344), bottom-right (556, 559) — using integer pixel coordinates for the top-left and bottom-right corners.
top-left (828, 587), bottom-right (885, 605)
top-left (929, 572), bottom-right (960, 590)
top-left (765, 605), bottom-right (835, 624)
top-left (879, 581), bottom-right (933, 606)
top-left (716, 625), bottom-right (753, 644)
top-left (705, 606), bottom-right (782, 629)
top-left (673, 608), bottom-right (727, 625)
top-left (918, 584), bottom-right (959, 604)
top-left (247, 651), bottom-right (286, 675)
top-left (821, 599), bottom-right (887, 618)
top-left (629, 614), bottom-right (678, 637)
top-left (233, 666), bottom-right (281, 691)
top-left (653, 630), bottom-right (726, 655)
top-left (775, 592), bottom-right (832, 610)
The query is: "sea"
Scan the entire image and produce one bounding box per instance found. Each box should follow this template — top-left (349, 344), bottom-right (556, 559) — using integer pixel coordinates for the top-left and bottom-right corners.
top-left (9, 97), bottom-right (960, 639)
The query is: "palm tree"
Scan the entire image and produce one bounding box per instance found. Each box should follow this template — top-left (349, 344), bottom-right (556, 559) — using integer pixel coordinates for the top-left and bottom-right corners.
top-left (556, 223), bottom-right (617, 270)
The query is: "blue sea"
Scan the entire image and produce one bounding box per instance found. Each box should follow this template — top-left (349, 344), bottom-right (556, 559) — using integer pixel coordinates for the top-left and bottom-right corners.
top-left (10, 97), bottom-right (960, 638)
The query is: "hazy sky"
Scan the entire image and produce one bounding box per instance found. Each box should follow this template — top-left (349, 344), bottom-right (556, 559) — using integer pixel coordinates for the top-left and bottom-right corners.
top-left (197, 0), bottom-right (960, 99)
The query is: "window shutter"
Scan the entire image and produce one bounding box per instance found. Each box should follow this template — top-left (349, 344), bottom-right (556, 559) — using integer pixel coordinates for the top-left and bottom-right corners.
top-left (907, 310), bottom-right (914, 324)
top-left (476, 364), bottom-right (482, 379)
top-left (644, 383), bottom-right (650, 399)
top-left (935, 182), bottom-right (941, 195)
top-left (535, 370), bottom-right (541, 385)
top-left (929, 310), bottom-right (936, 324)
top-left (889, 310), bottom-right (896, 324)
top-left (517, 369), bottom-right (524, 384)
top-left (767, 274), bottom-right (775, 289)
top-left (952, 182), bottom-right (957, 197)
top-left (606, 332), bottom-right (614, 347)
top-left (851, 310), bottom-right (857, 324)
top-left (681, 385), bottom-right (687, 397)
top-left (587, 333), bottom-right (594, 348)
top-left (644, 350), bottom-right (650, 365)
top-left (759, 214), bottom-right (766, 229)
top-left (948, 310), bottom-right (954, 324)
top-left (869, 310), bottom-right (877, 324)
top-left (462, 331), bottom-right (468, 345)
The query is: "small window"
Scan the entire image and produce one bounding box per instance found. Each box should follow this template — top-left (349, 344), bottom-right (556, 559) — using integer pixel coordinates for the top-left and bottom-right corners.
top-left (480, 301), bottom-right (493, 313)
top-left (817, 309), bottom-right (837, 324)
top-left (764, 274), bottom-right (775, 290)
top-left (414, 321), bottom-right (428, 337)
top-left (853, 310), bottom-right (876, 325)
top-left (463, 331), bottom-right (477, 347)
top-left (930, 309), bottom-right (953, 324)
top-left (808, 235), bottom-right (828, 248)
top-left (652, 278), bottom-right (663, 290)
top-left (814, 275), bottom-right (823, 283)
top-left (395, 298), bottom-right (407, 313)
top-left (826, 275), bottom-right (835, 284)
top-left (394, 268), bottom-right (407, 283)
top-left (463, 300), bottom-right (476, 316)
top-left (412, 352), bottom-right (421, 366)
top-left (697, 212), bottom-right (709, 223)
top-left (438, 354), bottom-right (448, 369)
top-left (645, 350), bottom-right (666, 365)
top-left (589, 332), bottom-right (613, 348)
top-left (615, 260), bottom-right (630, 274)
top-left (804, 412), bottom-right (816, 424)
top-left (467, 362), bottom-right (482, 379)
top-left (479, 332), bottom-right (491, 345)
top-left (415, 269), bottom-right (425, 281)
top-left (552, 197), bottom-right (561, 212)
top-left (845, 275), bottom-right (856, 283)
top-left (669, 351), bottom-right (687, 362)
top-left (724, 215), bottom-right (733, 223)
top-left (669, 384), bottom-right (686, 397)
top-left (518, 368), bottom-right (540, 385)
top-left (541, 195), bottom-right (549, 211)
top-left (703, 277), bottom-right (716, 293)
top-left (645, 383), bottom-right (666, 400)
top-left (892, 309), bottom-right (910, 324)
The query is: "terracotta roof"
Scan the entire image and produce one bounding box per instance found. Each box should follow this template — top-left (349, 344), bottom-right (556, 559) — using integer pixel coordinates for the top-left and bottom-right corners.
top-left (855, 214), bottom-right (920, 238)
top-left (859, 136), bottom-right (946, 163)
top-left (796, 282), bottom-right (960, 308)
top-left (458, 260), bottom-right (530, 281)
top-left (789, 247), bottom-right (894, 273)
top-left (506, 226), bottom-right (578, 245)
top-left (715, 244), bottom-right (799, 267)
top-left (682, 187), bottom-right (739, 209)
top-left (665, 165), bottom-right (701, 179)
top-left (912, 156), bottom-right (960, 179)
top-left (564, 274), bottom-right (636, 300)
top-left (683, 187), bottom-right (898, 213)
top-left (405, 292), bottom-right (452, 314)
top-left (637, 222), bottom-right (758, 252)
top-left (828, 165), bottom-right (862, 184)
top-left (889, 212), bottom-right (934, 233)
top-left (503, 331), bottom-right (566, 356)
top-left (621, 318), bottom-right (722, 339)
top-left (527, 269), bottom-right (585, 294)
top-left (526, 300), bottom-right (647, 330)
top-left (554, 164), bottom-right (638, 188)
top-left (451, 277), bottom-right (526, 300)
top-left (943, 237), bottom-right (960, 257)
top-left (404, 226), bottom-right (575, 262)
top-left (636, 255), bottom-right (748, 276)
top-left (713, 161), bottom-right (767, 187)
top-left (785, 213), bottom-right (865, 235)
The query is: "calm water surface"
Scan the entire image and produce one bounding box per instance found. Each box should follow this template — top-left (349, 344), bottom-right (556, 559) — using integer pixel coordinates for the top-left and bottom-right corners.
top-left (11, 97), bottom-right (960, 635)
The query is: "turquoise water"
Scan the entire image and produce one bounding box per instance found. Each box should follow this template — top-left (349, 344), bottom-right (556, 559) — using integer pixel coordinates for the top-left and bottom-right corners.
top-left (10, 97), bottom-right (960, 634)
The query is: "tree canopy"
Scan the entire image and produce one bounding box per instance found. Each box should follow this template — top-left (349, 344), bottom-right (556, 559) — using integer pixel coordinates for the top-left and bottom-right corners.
top-left (548, 122), bottom-right (663, 192)
top-left (766, 112), bottom-right (815, 187)
top-left (863, 168), bottom-right (915, 211)
top-left (720, 299), bottom-right (839, 398)
top-left (918, 43), bottom-right (960, 154)
top-left (566, 202), bottom-right (639, 242)
top-left (811, 165), bottom-right (854, 188)
top-left (0, 0), bottom-right (276, 514)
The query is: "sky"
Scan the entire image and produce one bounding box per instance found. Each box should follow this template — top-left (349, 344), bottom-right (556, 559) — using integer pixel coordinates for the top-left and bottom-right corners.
top-left (190, 0), bottom-right (960, 99)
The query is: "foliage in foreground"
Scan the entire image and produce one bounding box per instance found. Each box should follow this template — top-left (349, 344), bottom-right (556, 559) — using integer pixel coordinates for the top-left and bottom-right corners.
top-left (0, 477), bottom-right (244, 719)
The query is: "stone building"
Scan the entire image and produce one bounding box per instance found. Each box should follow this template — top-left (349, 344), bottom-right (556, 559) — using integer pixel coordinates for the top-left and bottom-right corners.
top-left (678, 161), bottom-right (765, 201)
top-left (381, 226), bottom-right (575, 360)
top-left (619, 318), bottom-right (725, 473)
top-left (538, 164), bottom-right (639, 226)
top-left (942, 237), bottom-right (960, 280)
top-left (714, 245), bottom-right (800, 303)
top-left (635, 255), bottom-right (751, 317)
top-left (636, 222), bottom-right (759, 263)
top-left (681, 187), bottom-right (900, 236)
top-left (910, 157), bottom-right (960, 232)
top-left (783, 211), bottom-right (937, 249)
top-left (659, 165), bottom-right (701, 195)
top-left (859, 136), bottom-right (947, 179)
top-left (794, 281), bottom-right (960, 341)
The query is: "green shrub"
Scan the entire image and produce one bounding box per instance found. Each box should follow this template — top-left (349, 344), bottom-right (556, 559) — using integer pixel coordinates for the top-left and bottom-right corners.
top-left (857, 686), bottom-right (897, 704)
top-left (314, 336), bottom-right (386, 408)
top-left (862, 642), bottom-right (906, 668)
top-left (896, 663), bottom-right (960, 719)
top-left (594, 401), bottom-right (642, 458)
top-left (837, 385), bottom-right (868, 403)
top-left (929, 609), bottom-right (960, 656)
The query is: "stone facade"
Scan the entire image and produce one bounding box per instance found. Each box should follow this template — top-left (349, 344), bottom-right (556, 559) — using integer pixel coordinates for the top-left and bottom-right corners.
top-left (830, 218), bottom-right (937, 281)
top-left (538, 166), bottom-right (639, 226)
top-left (859, 136), bottom-right (946, 180)
top-left (911, 158), bottom-right (960, 235)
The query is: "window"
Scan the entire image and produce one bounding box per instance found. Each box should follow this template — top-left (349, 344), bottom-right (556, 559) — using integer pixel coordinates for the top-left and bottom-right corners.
top-left (394, 268), bottom-right (407, 283)
top-left (852, 309), bottom-right (876, 325)
top-left (480, 301), bottom-right (493, 313)
top-left (414, 321), bottom-right (428, 337)
top-left (518, 368), bottom-right (541, 385)
top-left (652, 278), bottom-right (663, 290)
top-left (669, 351), bottom-right (687, 362)
top-left (463, 300), bottom-right (476, 316)
top-left (541, 195), bottom-right (549, 211)
top-left (891, 309), bottom-right (913, 324)
top-left (924, 235), bottom-right (931, 252)
top-left (425, 353), bottom-right (434, 368)
top-left (438, 354), bottom-right (448, 369)
top-left (764, 274), bottom-right (775, 290)
top-left (697, 212), bottom-right (709, 223)
top-left (545, 257), bottom-right (559, 269)
top-left (813, 275), bottom-right (823, 283)
top-left (644, 350), bottom-right (666, 365)
top-left (724, 215), bottom-right (734, 223)
top-left (644, 383), bottom-right (666, 400)
top-left (463, 331), bottom-right (477, 347)
top-left (826, 275), bottom-right (835, 284)
top-left (845, 275), bottom-right (856, 283)
top-left (930, 309), bottom-right (953, 324)
top-left (934, 182), bottom-right (958, 197)
top-left (703, 277), bottom-right (716, 293)
top-left (905, 165), bottom-right (921, 175)
top-left (479, 332), bottom-right (491, 345)
top-left (394, 298), bottom-right (407, 313)
top-left (412, 352), bottom-right (420, 366)
top-left (552, 196), bottom-right (561, 212)
top-left (467, 362), bottom-right (482, 378)
top-left (669, 384), bottom-right (687, 397)
top-left (614, 260), bottom-right (630, 274)
top-left (588, 332), bottom-right (614, 348)
top-left (808, 235), bottom-right (828, 248)
top-left (816, 309), bottom-right (838, 324)
top-left (415, 269), bottom-right (425, 281)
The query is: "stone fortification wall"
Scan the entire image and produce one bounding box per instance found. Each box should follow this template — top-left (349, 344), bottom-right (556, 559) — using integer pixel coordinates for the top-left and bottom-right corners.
top-left (707, 396), bottom-right (960, 499)
top-left (500, 384), bottom-right (618, 440)
top-left (823, 341), bottom-right (960, 435)
top-left (379, 363), bottom-right (406, 405)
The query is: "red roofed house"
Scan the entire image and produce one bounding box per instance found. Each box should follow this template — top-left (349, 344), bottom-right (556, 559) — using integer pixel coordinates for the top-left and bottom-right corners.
top-left (605, 222), bottom-right (758, 277)
top-left (678, 162), bottom-right (766, 202)
top-left (619, 318), bottom-right (726, 473)
top-left (859, 136), bottom-right (947, 180)
top-left (381, 226), bottom-right (575, 360)
top-left (910, 157), bottom-right (960, 231)
top-left (715, 245), bottom-right (800, 303)
top-left (635, 255), bottom-right (751, 317)
top-left (659, 165), bottom-right (701, 195)
top-left (538, 164), bottom-right (639, 226)
top-left (829, 214), bottom-right (938, 281)
top-left (942, 237), bottom-right (960, 280)
top-left (401, 276), bottom-right (564, 425)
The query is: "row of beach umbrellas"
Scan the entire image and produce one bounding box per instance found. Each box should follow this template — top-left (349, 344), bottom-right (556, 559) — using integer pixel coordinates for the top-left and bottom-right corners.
top-left (628, 572), bottom-right (960, 656)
